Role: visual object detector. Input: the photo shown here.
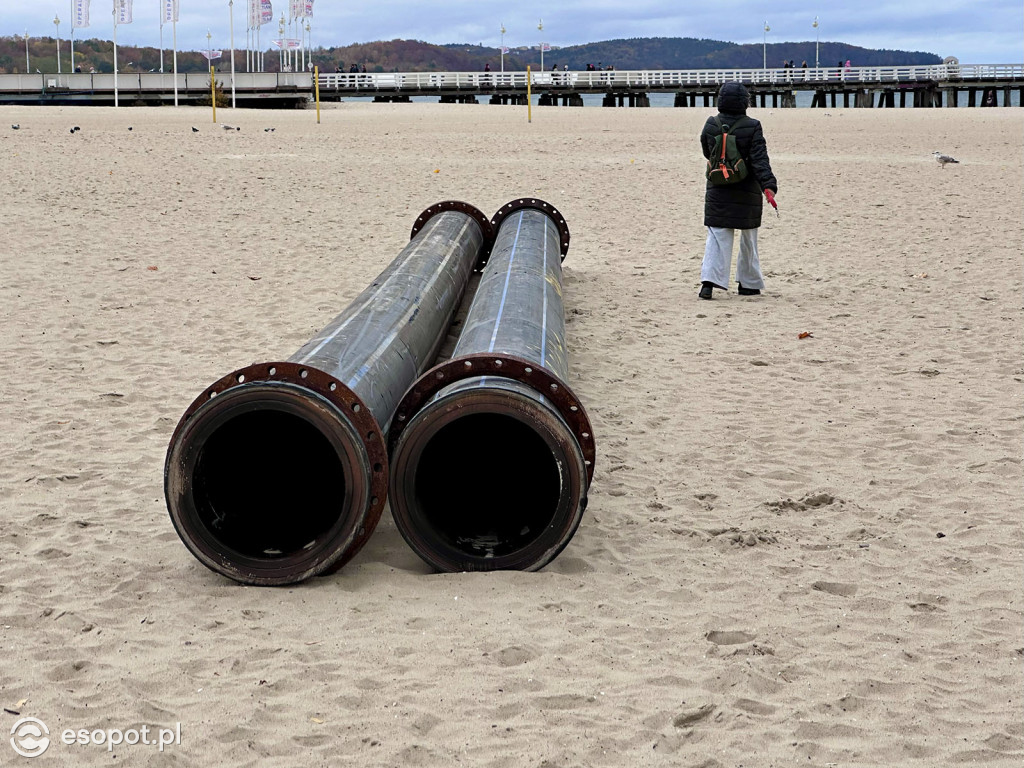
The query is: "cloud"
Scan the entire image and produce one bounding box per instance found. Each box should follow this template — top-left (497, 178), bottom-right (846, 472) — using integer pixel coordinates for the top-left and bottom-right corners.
top-left (5, 0), bottom-right (1021, 64)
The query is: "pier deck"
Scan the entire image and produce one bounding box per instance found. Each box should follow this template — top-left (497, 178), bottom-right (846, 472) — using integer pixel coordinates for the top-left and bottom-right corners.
top-left (0, 64), bottom-right (1020, 108)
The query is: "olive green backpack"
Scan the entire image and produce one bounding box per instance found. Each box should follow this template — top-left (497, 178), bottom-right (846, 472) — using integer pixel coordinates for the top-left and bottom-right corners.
top-left (706, 116), bottom-right (751, 185)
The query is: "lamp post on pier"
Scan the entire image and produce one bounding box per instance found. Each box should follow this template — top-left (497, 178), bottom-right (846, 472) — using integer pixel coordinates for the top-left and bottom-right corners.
top-left (538, 19), bottom-right (544, 72)
top-left (813, 16), bottom-right (819, 69)
top-left (53, 15), bottom-right (61, 74)
top-left (763, 21), bottom-right (770, 69)
top-left (24, 30), bottom-right (30, 73)
top-left (500, 22), bottom-right (506, 73)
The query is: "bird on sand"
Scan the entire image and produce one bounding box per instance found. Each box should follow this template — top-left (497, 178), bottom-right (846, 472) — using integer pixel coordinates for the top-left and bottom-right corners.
top-left (191, 126), bottom-right (199, 132)
top-left (933, 151), bottom-right (960, 168)
top-left (11, 124), bottom-right (19, 130)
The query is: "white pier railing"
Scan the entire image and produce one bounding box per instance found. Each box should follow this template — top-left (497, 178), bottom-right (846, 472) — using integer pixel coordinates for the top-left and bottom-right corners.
top-left (0, 63), bottom-right (1019, 96)
top-left (316, 63), bottom-right (1024, 92)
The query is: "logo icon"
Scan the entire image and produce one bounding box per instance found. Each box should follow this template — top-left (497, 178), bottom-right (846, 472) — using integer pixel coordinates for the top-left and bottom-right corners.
top-left (10, 718), bottom-right (50, 758)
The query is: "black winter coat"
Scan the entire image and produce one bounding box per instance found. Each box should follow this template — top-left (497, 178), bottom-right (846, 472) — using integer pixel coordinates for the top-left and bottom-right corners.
top-left (701, 89), bottom-right (778, 229)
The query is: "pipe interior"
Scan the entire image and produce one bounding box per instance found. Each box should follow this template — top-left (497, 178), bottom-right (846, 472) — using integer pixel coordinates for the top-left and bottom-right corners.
top-left (414, 412), bottom-right (561, 558)
top-left (192, 409), bottom-right (346, 559)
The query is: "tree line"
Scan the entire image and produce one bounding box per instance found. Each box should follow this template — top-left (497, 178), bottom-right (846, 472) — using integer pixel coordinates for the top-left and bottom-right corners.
top-left (0, 34), bottom-right (941, 76)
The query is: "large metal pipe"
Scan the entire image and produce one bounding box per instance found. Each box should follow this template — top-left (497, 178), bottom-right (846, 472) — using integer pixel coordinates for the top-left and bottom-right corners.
top-left (164, 201), bottom-right (494, 585)
top-left (388, 199), bottom-right (595, 572)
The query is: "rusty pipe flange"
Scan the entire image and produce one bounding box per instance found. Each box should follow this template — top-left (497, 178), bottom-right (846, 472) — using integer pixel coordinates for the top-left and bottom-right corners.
top-left (164, 361), bottom-right (389, 584)
top-left (410, 200), bottom-right (496, 271)
top-left (389, 352), bottom-right (595, 484)
top-left (490, 198), bottom-right (571, 259)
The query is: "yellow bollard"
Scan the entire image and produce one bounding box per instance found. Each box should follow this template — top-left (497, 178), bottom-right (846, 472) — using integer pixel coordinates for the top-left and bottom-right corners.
top-left (315, 66), bottom-right (321, 124)
top-left (210, 66), bottom-right (216, 123)
top-left (527, 66), bottom-right (532, 123)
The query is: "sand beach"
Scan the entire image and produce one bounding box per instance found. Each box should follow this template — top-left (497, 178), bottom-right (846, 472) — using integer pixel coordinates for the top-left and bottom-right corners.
top-left (0, 101), bottom-right (1021, 766)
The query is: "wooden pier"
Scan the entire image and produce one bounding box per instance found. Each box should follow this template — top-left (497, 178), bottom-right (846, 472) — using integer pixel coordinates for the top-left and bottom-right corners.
top-left (0, 64), bottom-right (1020, 108)
top-left (316, 64), bottom-right (1023, 109)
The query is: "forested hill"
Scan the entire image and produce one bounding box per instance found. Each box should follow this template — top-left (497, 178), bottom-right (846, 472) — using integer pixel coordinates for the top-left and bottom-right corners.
top-left (0, 34), bottom-right (942, 75)
top-left (540, 37), bottom-right (942, 70)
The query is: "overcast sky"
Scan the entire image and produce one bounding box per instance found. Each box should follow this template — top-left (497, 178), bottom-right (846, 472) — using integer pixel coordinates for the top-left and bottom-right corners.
top-left (1, 0), bottom-right (1021, 64)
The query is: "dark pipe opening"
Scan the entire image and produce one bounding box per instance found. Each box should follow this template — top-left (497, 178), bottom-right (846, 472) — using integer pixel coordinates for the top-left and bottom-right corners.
top-left (192, 410), bottom-right (346, 559)
top-left (414, 412), bottom-right (561, 558)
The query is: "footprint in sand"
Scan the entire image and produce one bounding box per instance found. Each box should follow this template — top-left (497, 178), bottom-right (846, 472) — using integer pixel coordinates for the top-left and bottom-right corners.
top-left (493, 646), bottom-right (536, 667)
top-left (812, 581), bottom-right (858, 597)
top-left (766, 492), bottom-right (838, 512)
top-left (705, 630), bottom-right (755, 645)
top-left (672, 703), bottom-right (716, 728)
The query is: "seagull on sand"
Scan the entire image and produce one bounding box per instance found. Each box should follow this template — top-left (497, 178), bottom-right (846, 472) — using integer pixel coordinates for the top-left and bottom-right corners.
top-left (11, 124), bottom-right (19, 130)
top-left (191, 126), bottom-right (199, 133)
top-left (933, 151), bottom-right (960, 168)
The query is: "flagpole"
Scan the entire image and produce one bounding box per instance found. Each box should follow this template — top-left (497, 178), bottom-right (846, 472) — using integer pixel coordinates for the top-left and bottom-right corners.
top-left (172, 9), bottom-right (178, 105)
top-left (229, 0), bottom-right (236, 108)
top-left (113, 8), bottom-right (119, 108)
top-left (159, 11), bottom-right (164, 75)
top-left (69, 0), bottom-right (75, 73)
top-left (245, 0), bottom-right (250, 72)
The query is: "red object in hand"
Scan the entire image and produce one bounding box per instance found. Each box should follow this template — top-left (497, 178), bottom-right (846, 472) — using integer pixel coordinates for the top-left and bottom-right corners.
top-left (764, 189), bottom-right (777, 209)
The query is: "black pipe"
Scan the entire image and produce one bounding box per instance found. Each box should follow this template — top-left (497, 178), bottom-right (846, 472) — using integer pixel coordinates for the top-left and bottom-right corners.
top-left (388, 199), bottom-right (595, 572)
top-left (164, 201), bottom-right (493, 585)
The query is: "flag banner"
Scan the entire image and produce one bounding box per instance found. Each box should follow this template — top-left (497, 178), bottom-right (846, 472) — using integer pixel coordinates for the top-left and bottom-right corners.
top-left (115, 0), bottom-right (133, 24)
top-left (73, 0), bottom-right (91, 28)
top-left (248, 0), bottom-right (260, 27)
top-left (499, 46), bottom-right (509, 54)
top-left (201, 50), bottom-right (223, 60)
top-left (289, 0), bottom-right (301, 20)
top-left (162, 0), bottom-right (178, 24)
top-left (271, 40), bottom-right (300, 49)
top-left (302, 0), bottom-right (314, 17)
top-left (260, 0), bottom-right (273, 26)
top-left (541, 43), bottom-right (551, 51)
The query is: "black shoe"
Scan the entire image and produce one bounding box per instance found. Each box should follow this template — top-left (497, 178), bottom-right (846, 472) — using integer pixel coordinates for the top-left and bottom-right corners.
top-left (737, 283), bottom-right (761, 296)
top-left (699, 281), bottom-right (713, 300)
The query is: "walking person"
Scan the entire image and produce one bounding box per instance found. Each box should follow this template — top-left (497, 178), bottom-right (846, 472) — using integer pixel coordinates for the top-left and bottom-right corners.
top-left (698, 82), bottom-right (778, 300)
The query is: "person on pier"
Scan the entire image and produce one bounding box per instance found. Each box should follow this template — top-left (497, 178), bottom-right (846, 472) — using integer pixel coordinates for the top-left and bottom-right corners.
top-left (698, 82), bottom-right (778, 300)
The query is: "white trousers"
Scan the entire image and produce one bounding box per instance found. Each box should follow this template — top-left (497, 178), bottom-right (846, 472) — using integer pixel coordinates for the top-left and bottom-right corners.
top-left (701, 227), bottom-right (764, 290)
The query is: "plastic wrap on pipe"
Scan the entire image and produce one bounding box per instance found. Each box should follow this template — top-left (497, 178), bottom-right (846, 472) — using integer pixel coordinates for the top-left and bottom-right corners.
top-left (388, 199), bottom-right (595, 572)
top-left (164, 202), bottom-right (493, 585)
